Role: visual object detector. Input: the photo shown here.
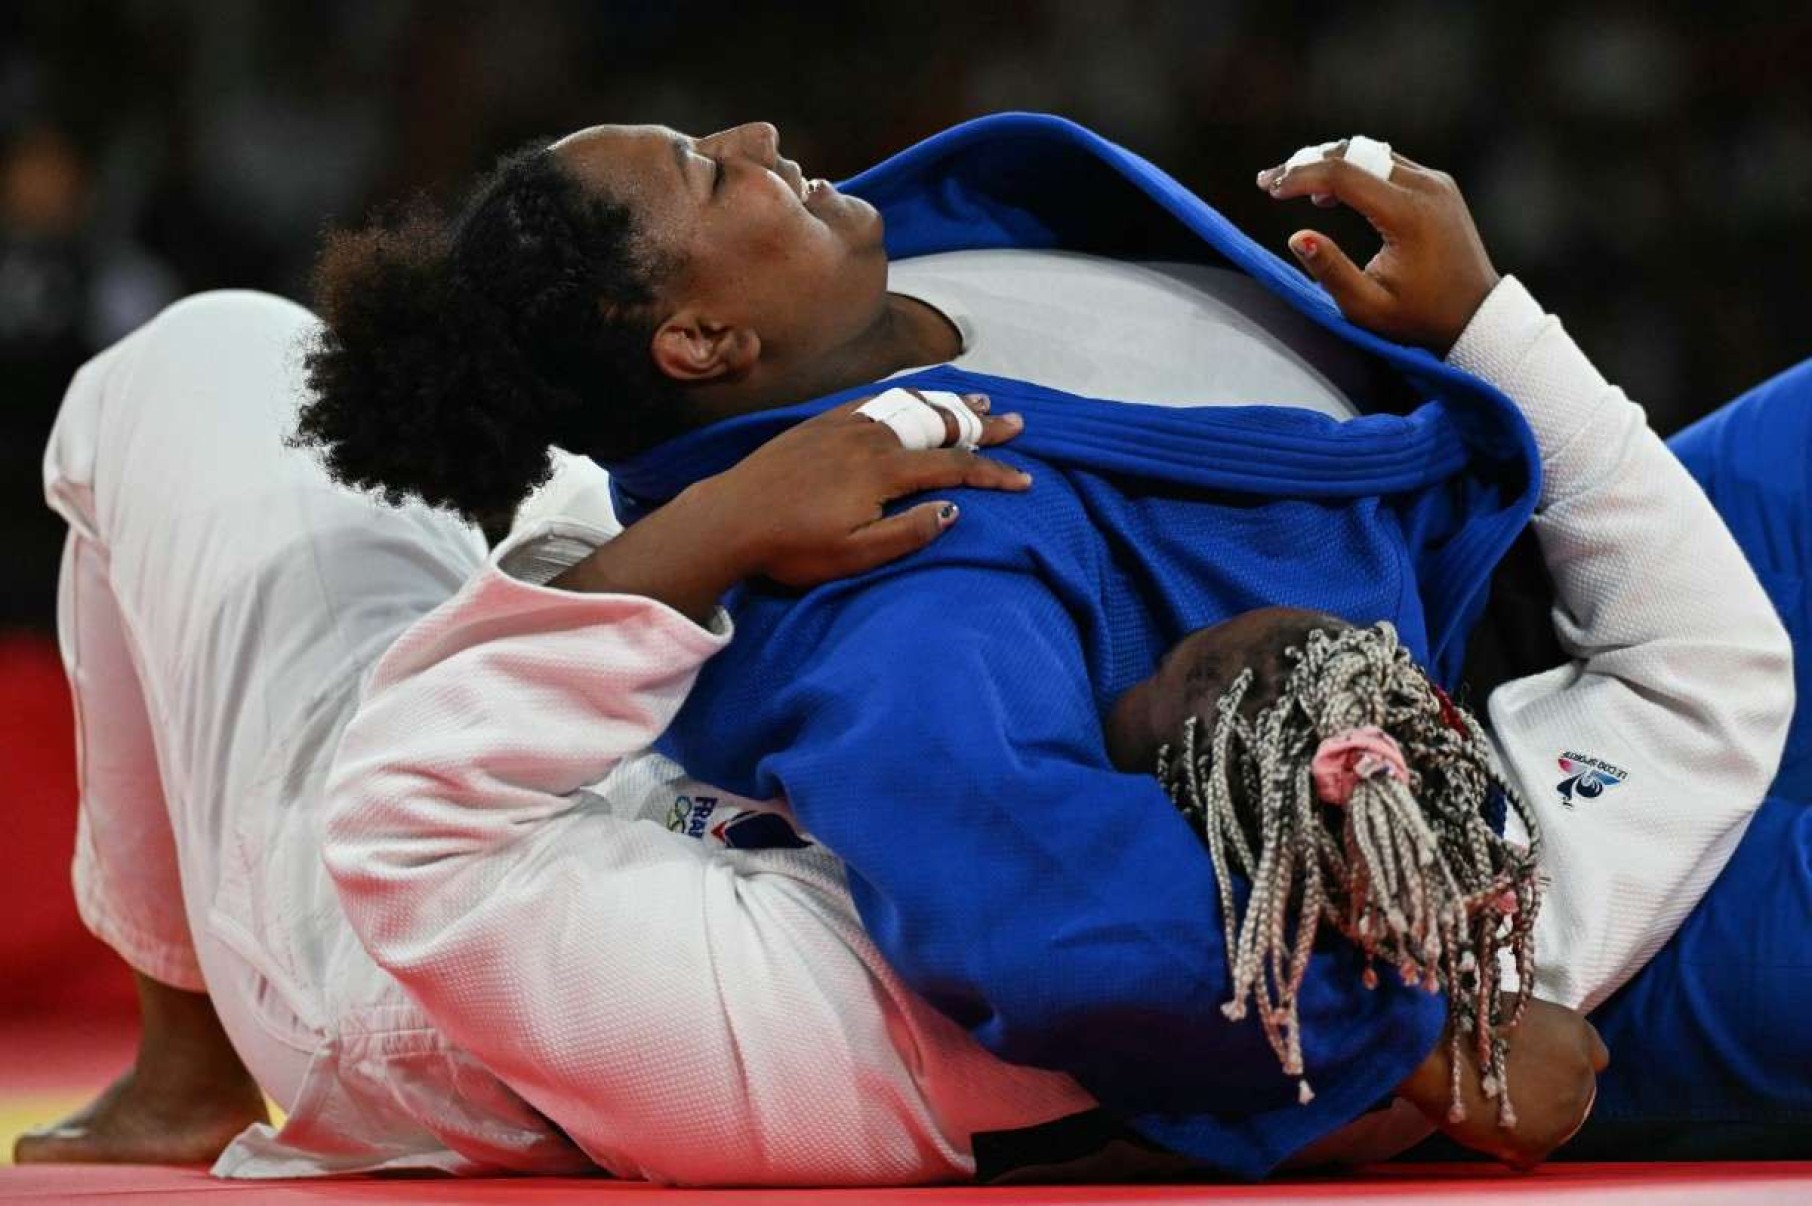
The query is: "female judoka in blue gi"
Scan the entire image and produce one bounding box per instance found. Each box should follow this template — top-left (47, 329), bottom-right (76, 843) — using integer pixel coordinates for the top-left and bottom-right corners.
top-left (293, 118), bottom-right (1577, 1171)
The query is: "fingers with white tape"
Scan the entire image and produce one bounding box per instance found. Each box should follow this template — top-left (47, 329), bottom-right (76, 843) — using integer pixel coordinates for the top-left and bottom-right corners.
top-left (853, 388), bottom-right (945, 451)
top-left (1283, 140), bottom-right (1336, 174)
top-left (853, 387), bottom-right (982, 451)
top-left (1342, 135), bottom-right (1394, 181)
top-left (1283, 135), bottom-right (1395, 205)
top-left (917, 391), bottom-right (984, 450)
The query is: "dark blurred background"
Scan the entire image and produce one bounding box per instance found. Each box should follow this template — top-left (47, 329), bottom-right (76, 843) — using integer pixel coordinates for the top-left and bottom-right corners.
top-left (3, 0), bottom-right (1810, 629)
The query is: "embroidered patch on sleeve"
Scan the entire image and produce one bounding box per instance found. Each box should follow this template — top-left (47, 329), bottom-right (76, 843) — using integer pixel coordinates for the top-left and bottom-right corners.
top-left (1555, 752), bottom-right (1627, 807)
top-left (666, 794), bottom-right (719, 839)
top-left (667, 793), bottom-right (811, 849)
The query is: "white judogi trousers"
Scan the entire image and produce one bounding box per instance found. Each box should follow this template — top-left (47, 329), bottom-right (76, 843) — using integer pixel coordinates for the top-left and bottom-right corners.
top-left (42, 289), bottom-right (489, 1136)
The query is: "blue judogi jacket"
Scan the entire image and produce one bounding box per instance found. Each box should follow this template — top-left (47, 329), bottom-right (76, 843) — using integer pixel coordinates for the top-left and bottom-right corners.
top-left (604, 114), bottom-right (1541, 1177)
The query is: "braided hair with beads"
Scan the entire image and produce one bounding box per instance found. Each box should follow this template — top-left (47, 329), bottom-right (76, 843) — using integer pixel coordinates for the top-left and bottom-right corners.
top-left (1153, 621), bottom-right (1541, 1125)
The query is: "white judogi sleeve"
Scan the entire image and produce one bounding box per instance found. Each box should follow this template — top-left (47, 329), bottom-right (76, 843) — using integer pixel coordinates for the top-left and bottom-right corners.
top-left (320, 517), bottom-right (1091, 1187)
top-left (1453, 277), bottom-right (1795, 1011)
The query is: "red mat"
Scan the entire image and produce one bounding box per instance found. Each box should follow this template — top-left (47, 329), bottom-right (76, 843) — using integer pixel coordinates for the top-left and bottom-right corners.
top-left (3, 1161), bottom-right (1812, 1204)
top-left (0, 633), bottom-right (135, 1024)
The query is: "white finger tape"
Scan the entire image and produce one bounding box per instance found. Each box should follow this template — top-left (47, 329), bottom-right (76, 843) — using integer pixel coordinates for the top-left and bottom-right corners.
top-left (918, 391), bottom-right (983, 450)
top-left (1344, 135), bottom-right (1395, 182)
top-left (1284, 139), bottom-right (1342, 173)
top-left (854, 388), bottom-right (949, 451)
top-left (1282, 135), bottom-right (1395, 204)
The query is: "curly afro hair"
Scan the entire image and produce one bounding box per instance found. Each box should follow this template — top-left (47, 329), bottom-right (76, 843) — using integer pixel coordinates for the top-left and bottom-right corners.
top-left (293, 141), bottom-right (685, 532)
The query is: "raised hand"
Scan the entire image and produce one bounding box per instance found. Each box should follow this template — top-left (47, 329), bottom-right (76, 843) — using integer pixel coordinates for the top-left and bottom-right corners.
top-left (1257, 141), bottom-right (1501, 353)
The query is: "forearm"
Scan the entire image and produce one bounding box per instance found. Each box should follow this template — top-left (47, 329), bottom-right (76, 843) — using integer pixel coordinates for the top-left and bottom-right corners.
top-left (318, 563), bottom-right (804, 1181)
top-left (548, 479), bottom-right (756, 624)
top-left (1452, 278), bottom-right (1793, 1008)
top-left (324, 548), bottom-right (729, 934)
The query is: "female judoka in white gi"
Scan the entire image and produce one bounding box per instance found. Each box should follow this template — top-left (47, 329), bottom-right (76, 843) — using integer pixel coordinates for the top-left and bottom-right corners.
top-left (20, 131), bottom-right (1800, 1181)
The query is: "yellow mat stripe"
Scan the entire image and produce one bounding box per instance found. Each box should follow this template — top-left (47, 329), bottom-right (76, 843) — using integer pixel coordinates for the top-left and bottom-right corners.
top-left (0, 1093), bottom-right (86, 1166)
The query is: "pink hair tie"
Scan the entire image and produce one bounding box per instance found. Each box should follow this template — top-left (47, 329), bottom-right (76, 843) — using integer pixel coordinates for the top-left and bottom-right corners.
top-left (1311, 726), bottom-right (1410, 806)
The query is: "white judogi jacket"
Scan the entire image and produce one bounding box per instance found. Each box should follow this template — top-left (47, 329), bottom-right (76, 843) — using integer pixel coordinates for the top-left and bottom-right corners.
top-left (216, 278), bottom-right (1790, 1180)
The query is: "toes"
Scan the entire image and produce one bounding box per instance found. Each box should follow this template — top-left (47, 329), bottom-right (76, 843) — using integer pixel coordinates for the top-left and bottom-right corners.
top-left (12, 1098), bottom-right (265, 1166)
top-left (14, 1126), bottom-right (96, 1165)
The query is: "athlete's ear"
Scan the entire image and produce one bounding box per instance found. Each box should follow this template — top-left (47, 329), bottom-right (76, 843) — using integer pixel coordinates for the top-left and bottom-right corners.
top-left (650, 308), bottom-right (760, 384)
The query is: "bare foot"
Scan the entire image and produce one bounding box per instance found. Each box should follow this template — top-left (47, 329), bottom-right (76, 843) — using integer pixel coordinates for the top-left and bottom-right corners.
top-left (14, 971), bottom-right (270, 1166)
top-left (13, 1064), bottom-right (268, 1165)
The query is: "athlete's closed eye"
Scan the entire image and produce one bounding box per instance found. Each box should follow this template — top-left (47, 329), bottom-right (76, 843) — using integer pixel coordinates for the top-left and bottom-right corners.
top-left (689, 147), bottom-right (724, 196)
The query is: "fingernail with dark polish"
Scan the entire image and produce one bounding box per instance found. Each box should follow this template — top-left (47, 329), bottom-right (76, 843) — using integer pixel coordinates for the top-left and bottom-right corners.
top-left (939, 503), bottom-right (958, 522)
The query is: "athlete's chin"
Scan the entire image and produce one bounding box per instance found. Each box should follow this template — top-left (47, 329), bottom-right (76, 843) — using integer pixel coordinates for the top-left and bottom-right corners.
top-left (856, 200), bottom-right (887, 256)
top-left (820, 189), bottom-right (882, 244)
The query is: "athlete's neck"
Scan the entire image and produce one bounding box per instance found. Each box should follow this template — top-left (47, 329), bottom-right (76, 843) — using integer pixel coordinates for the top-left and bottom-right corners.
top-left (680, 293), bottom-right (961, 427)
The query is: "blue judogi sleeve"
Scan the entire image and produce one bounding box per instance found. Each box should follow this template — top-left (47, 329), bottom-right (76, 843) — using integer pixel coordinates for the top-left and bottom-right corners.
top-left (1569, 358), bottom-right (1812, 1154)
top-left (668, 481), bottom-right (1450, 1177)
top-left (1670, 356), bottom-right (1812, 804)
